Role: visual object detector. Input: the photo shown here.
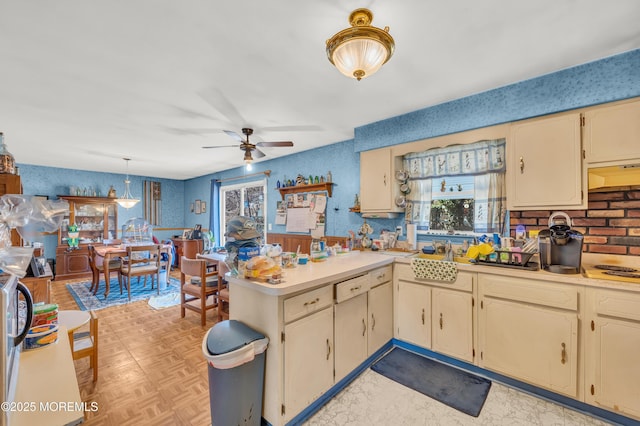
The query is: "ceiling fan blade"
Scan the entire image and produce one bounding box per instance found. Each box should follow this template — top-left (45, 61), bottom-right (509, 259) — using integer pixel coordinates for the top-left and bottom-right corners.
top-left (199, 87), bottom-right (247, 128)
top-left (202, 144), bottom-right (241, 149)
top-left (253, 148), bottom-right (266, 159)
top-left (256, 141), bottom-right (294, 147)
top-left (262, 125), bottom-right (322, 132)
top-left (223, 130), bottom-right (244, 142)
top-left (166, 127), bottom-right (221, 135)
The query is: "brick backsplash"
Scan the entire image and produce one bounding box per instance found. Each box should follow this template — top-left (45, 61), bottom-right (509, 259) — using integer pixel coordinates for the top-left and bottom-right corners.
top-left (510, 189), bottom-right (640, 256)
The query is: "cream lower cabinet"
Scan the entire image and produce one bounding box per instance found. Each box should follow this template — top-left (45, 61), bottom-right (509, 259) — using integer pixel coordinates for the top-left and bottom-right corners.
top-left (584, 287), bottom-right (640, 420)
top-left (334, 267), bottom-right (393, 382)
top-left (334, 293), bottom-right (368, 381)
top-left (367, 280), bottom-right (393, 354)
top-left (478, 274), bottom-right (580, 398)
top-left (283, 287), bottom-right (334, 423)
top-left (394, 263), bottom-right (474, 362)
top-left (432, 287), bottom-right (473, 362)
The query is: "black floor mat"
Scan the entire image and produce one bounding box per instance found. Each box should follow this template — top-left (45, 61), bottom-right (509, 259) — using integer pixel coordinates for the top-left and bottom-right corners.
top-left (371, 348), bottom-right (492, 417)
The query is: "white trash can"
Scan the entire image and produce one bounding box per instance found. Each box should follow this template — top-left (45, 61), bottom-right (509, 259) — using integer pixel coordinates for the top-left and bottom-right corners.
top-left (202, 320), bottom-right (269, 426)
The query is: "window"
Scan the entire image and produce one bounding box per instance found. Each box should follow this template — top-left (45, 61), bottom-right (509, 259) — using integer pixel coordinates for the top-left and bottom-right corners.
top-left (220, 179), bottom-right (267, 244)
top-left (403, 139), bottom-right (506, 235)
top-left (430, 176), bottom-right (475, 232)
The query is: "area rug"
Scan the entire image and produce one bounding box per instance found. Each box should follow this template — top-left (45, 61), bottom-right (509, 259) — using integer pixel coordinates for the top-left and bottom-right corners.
top-left (66, 276), bottom-right (181, 311)
top-left (371, 348), bottom-right (492, 417)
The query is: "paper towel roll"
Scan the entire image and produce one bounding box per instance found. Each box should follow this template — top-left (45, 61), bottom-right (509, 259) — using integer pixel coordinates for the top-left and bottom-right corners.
top-left (407, 223), bottom-right (417, 250)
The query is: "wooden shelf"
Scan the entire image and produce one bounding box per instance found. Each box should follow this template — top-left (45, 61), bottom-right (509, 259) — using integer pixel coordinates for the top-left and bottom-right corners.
top-left (277, 182), bottom-right (334, 200)
top-left (349, 206), bottom-right (361, 213)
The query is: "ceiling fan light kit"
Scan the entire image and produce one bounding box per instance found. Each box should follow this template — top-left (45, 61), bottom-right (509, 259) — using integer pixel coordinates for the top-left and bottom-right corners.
top-left (326, 8), bottom-right (395, 81)
top-left (115, 158), bottom-right (140, 209)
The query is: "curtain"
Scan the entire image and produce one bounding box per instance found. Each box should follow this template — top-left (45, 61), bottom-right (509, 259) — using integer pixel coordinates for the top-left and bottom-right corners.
top-left (402, 139), bottom-right (506, 233)
top-left (143, 180), bottom-right (161, 225)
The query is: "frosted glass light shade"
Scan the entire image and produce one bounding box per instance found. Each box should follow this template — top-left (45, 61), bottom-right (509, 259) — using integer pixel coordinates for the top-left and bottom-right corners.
top-left (326, 8), bottom-right (394, 81)
top-left (331, 38), bottom-right (390, 80)
top-left (115, 178), bottom-right (140, 209)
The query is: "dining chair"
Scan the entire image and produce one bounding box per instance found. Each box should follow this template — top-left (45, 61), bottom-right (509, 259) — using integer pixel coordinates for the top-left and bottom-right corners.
top-left (216, 260), bottom-right (230, 321)
top-left (180, 257), bottom-right (219, 326)
top-left (88, 245), bottom-right (123, 296)
top-left (195, 253), bottom-right (229, 321)
top-left (68, 311), bottom-right (99, 382)
top-left (120, 244), bottom-right (162, 301)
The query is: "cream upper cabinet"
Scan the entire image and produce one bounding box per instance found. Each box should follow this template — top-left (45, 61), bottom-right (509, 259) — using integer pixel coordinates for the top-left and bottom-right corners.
top-left (584, 98), bottom-right (640, 165)
top-left (478, 274), bottom-right (580, 398)
top-left (360, 147), bottom-right (403, 214)
top-left (432, 287), bottom-right (474, 363)
top-left (284, 306), bottom-right (334, 423)
top-left (507, 112), bottom-right (586, 210)
top-left (584, 287), bottom-right (640, 419)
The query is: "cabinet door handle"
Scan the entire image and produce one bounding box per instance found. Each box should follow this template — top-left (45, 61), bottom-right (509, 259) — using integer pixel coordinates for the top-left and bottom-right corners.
top-left (350, 285), bottom-right (361, 292)
top-left (561, 342), bottom-right (566, 364)
top-left (421, 308), bottom-right (425, 325)
top-left (384, 173), bottom-right (387, 186)
top-left (519, 156), bottom-right (525, 173)
top-left (371, 313), bottom-right (376, 331)
top-left (326, 338), bottom-right (331, 360)
top-left (362, 318), bottom-right (366, 336)
top-left (439, 313), bottom-right (443, 330)
top-left (303, 298), bottom-right (319, 307)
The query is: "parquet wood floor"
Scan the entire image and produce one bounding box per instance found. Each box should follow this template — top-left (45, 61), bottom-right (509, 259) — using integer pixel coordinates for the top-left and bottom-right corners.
top-left (51, 271), bottom-right (216, 425)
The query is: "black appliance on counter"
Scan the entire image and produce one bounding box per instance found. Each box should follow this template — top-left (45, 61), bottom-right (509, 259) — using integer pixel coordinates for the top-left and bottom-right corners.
top-left (538, 211), bottom-right (583, 274)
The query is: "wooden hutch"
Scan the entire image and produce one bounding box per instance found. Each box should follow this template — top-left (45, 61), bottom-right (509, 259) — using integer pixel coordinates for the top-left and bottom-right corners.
top-left (55, 196), bottom-right (118, 280)
top-left (0, 174), bottom-right (23, 247)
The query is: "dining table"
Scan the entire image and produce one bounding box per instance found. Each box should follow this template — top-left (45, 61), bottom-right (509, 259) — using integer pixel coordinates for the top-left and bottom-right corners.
top-left (94, 243), bottom-right (173, 298)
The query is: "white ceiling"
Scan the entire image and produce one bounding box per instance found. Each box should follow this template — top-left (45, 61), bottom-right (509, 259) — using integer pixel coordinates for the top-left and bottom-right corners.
top-left (1, 1), bottom-right (639, 180)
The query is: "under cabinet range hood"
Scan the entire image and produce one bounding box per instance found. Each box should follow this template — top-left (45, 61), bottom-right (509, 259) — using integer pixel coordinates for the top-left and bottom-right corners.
top-left (588, 164), bottom-right (640, 190)
top-left (361, 212), bottom-right (401, 219)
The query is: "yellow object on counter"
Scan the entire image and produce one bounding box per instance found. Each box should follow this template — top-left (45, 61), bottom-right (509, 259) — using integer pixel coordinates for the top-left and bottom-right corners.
top-left (466, 246), bottom-right (480, 259)
top-left (478, 243), bottom-right (494, 255)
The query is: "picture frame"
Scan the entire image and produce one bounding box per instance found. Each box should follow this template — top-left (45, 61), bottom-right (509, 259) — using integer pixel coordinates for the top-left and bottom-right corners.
top-left (182, 229), bottom-right (190, 238)
top-left (201, 201), bottom-right (206, 213)
top-left (195, 199), bottom-right (201, 214)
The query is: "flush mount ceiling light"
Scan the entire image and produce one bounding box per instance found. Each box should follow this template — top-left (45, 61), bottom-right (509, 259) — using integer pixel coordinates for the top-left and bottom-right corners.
top-left (115, 158), bottom-right (140, 209)
top-left (326, 8), bottom-right (395, 81)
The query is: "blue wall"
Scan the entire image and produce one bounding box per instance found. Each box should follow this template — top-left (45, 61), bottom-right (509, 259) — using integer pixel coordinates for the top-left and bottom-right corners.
top-left (191, 49), bottom-right (640, 242)
top-left (14, 49), bottom-right (640, 254)
top-left (16, 164), bottom-right (185, 258)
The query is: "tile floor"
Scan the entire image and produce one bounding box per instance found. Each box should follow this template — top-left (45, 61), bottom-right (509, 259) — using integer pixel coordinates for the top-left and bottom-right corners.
top-left (305, 368), bottom-right (615, 426)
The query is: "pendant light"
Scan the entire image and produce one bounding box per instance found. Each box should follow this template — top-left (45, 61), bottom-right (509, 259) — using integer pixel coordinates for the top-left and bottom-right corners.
top-left (326, 8), bottom-right (395, 81)
top-left (115, 158), bottom-right (140, 209)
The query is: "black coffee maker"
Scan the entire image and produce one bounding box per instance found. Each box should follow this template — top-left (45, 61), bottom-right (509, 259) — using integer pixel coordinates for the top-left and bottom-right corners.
top-left (538, 212), bottom-right (583, 274)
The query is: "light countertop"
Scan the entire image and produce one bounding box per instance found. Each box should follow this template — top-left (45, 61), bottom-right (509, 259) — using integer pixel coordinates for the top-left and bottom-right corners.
top-left (226, 251), bottom-right (393, 296)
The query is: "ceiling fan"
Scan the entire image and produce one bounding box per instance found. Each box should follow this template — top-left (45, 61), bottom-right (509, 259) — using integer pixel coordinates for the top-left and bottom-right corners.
top-left (202, 127), bottom-right (294, 164)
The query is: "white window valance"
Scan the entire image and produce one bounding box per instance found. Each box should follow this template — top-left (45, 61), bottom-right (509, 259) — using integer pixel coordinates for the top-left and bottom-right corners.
top-left (403, 139), bottom-right (506, 178)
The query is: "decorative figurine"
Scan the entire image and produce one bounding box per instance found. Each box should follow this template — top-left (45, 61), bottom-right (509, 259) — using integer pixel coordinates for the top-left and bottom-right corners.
top-left (67, 223), bottom-right (80, 249)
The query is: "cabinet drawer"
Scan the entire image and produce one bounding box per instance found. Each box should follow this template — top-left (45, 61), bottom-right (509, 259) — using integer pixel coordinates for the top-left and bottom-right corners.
top-left (284, 285), bottom-right (333, 323)
top-left (396, 263), bottom-right (473, 292)
top-left (479, 274), bottom-right (578, 311)
top-left (592, 288), bottom-right (640, 322)
top-left (369, 265), bottom-right (392, 287)
top-left (335, 275), bottom-right (371, 304)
